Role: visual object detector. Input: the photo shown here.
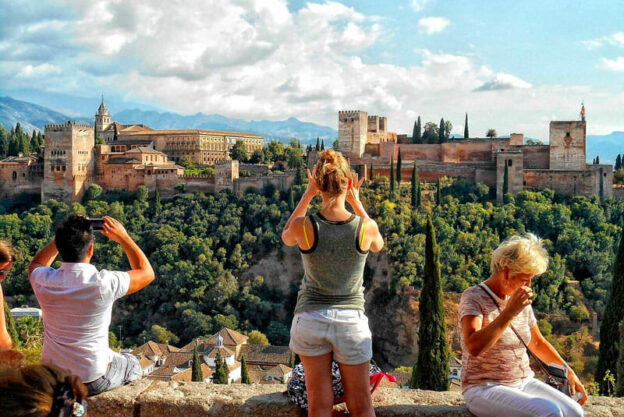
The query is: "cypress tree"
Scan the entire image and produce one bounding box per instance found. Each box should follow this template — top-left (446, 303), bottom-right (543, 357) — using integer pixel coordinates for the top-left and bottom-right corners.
top-left (438, 118), bottom-right (445, 144)
top-left (154, 188), bottom-right (162, 216)
top-left (316, 137), bottom-right (320, 151)
top-left (321, 139), bottom-right (325, 150)
top-left (411, 163), bottom-right (421, 209)
top-left (0, 125), bottom-right (8, 157)
top-left (290, 352), bottom-right (296, 368)
top-left (241, 355), bottom-right (251, 384)
top-left (390, 157), bottom-right (395, 194)
top-left (436, 179), bottom-right (442, 206)
top-left (397, 148), bottom-right (402, 185)
top-left (192, 346), bottom-right (203, 381)
top-left (288, 187), bottom-right (295, 211)
top-left (596, 155), bottom-right (600, 164)
top-left (414, 116), bottom-right (422, 143)
top-left (503, 161), bottom-right (509, 195)
top-left (219, 355), bottom-right (230, 384)
top-left (113, 123), bottom-right (119, 142)
top-left (598, 226), bottom-right (624, 394)
top-left (616, 154), bottom-right (622, 171)
top-left (464, 113), bottom-right (469, 139)
top-left (294, 167), bottom-right (304, 186)
top-left (617, 320), bottom-right (624, 396)
top-left (413, 215), bottom-right (450, 390)
top-left (4, 301), bottom-right (19, 348)
top-left (369, 164), bottom-right (374, 180)
top-left (213, 351), bottom-right (225, 384)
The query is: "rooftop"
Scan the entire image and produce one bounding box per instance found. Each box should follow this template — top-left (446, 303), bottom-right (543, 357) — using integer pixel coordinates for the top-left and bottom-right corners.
top-left (122, 129), bottom-right (263, 138)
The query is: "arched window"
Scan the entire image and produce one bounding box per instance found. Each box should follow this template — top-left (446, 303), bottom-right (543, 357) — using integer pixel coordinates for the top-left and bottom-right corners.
top-left (12, 171), bottom-right (17, 181)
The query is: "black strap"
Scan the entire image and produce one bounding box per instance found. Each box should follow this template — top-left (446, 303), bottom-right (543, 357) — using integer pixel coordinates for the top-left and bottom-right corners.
top-left (478, 284), bottom-right (557, 384)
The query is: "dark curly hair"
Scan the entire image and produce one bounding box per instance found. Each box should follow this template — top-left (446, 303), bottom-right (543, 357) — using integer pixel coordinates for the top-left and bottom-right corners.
top-left (0, 363), bottom-right (87, 416)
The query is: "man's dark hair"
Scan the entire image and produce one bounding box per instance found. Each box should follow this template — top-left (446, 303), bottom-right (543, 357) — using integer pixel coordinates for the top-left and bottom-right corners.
top-left (55, 215), bottom-right (94, 262)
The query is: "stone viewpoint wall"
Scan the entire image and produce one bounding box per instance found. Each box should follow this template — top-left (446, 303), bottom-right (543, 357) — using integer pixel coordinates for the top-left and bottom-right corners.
top-left (88, 380), bottom-right (624, 417)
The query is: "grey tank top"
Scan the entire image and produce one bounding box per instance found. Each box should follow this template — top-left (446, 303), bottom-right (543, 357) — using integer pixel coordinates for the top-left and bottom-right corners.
top-left (294, 213), bottom-right (369, 314)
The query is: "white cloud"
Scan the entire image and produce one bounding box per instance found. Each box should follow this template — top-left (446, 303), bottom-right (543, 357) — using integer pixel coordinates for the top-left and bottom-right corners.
top-left (1, 0), bottom-right (622, 140)
top-left (582, 31), bottom-right (624, 49)
top-left (418, 17), bottom-right (449, 34)
top-left (410, 0), bottom-right (431, 12)
top-left (475, 73), bottom-right (532, 91)
top-left (600, 57), bottom-right (624, 72)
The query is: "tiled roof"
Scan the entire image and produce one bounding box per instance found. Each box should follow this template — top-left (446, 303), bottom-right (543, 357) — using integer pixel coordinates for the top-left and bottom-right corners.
top-left (139, 355), bottom-right (154, 369)
top-left (181, 328), bottom-right (249, 352)
top-left (106, 157), bottom-right (142, 164)
top-left (239, 344), bottom-right (291, 366)
top-left (149, 366), bottom-right (178, 378)
top-left (122, 129), bottom-right (263, 138)
top-left (126, 146), bottom-right (166, 155)
top-left (131, 341), bottom-right (163, 358)
top-left (205, 346), bottom-right (235, 359)
top-left (162, 351), bottom-right (193, 368)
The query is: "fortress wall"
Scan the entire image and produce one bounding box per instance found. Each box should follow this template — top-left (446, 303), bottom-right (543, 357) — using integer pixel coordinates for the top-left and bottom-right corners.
top-left (522, 146), bottom-right (550, 169)
top-left (523, 167), bottom-right (613, 199)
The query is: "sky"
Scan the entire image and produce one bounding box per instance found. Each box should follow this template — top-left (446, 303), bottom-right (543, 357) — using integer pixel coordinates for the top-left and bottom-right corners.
top-left (0, 0), bottom-right (623, 140)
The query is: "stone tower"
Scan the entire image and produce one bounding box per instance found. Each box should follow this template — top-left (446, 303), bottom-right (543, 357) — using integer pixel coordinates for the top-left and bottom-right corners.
top-left (42, 122), bottom-right (95, 202)
top-left (549, 120), bottom-right (586, 170)
top-left (338, 110), bottom-right (368, 160)
top-left (95, 96), bottom-right (111, 138)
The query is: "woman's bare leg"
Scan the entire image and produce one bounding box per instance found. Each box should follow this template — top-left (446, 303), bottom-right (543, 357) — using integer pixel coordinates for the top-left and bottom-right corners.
top-left (338, 361), bottom-right (375, 417)
top-left (300, 353), bottom-right (335, 417)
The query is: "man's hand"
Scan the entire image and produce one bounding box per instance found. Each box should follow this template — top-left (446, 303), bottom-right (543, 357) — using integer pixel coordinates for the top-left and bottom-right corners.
top-left (569, 370), bottom-right (588, 405)
top-left (101, 216), bottom-right (131, 244)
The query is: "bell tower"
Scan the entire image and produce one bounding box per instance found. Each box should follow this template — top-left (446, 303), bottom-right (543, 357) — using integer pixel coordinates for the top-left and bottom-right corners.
top-left (94, 95), bottom-right (111, 137)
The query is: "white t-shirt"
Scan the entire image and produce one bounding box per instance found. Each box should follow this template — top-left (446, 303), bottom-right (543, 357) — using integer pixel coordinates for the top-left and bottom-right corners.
top-left (30, 263), bottom-right (130, 382)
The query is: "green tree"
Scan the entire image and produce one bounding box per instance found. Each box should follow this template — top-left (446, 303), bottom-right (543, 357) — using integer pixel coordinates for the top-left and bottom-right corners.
top-left (294, 167), bottom-right (304, 186)
top-left (438, 118), bottom-right (445, 143)
top-left (248, 330), bottom-right (269, 345)
top-left (136, 185), bottom-right (149, 202)
top-left (369, 164), bottom-right (374, 180)
top-left (0, 125), bottom-right (9, 157)
top-left (288, 188), bottom-right (295, 211)
top-left (109, 331), bottom-right (119, 349)
top-left (212, 351), bottom-right (227, 383)
top-left (315, 137), bottom-right (320, 151)
top-left (153, 188), bottom-right (162, 216)
top-left (266, 321), bottom-right (289, 345)
top-left (230, 141), bottom-right (248, 162)
top-left (413, 215), bottom-right (450, 390)
top-left (249, 149), bottom-right (264, 164)
top-left (390, 157), bottom-right (395, 194)
top-left (422, 122), bottom-right (438, 144)
top-left (192, 346), bottom-right (203, 382)
top-left (4, 301), bottom-right (19, 348)
top-left (616, 320), bottom-right (624, 396)
top-left (486, 129), bottom-right (497, 139)
top-left (598, 226), bottom-right (624, 393)
top-left (413, 116), bottom-right (422, 144)
top-left (83, 184), bottom-right (103, 202)
top-left (241, 354), bottom-right (251, 384)
top-left (464, 113), bottom-right (469, 139)
top-left (333, 139), bottom-right (340, 151)
top-left (411, 163), bottom-right (421, 209)
top-left (180, 156), bottom-right (196, 170)
top-left (397, 148), bottom-right (402, 184)
top-left (113, 123), bottom-right (119, 141)
top-left (436, 179), bottom-right (442, 206)
top-left (616, 154), bottom-right (622, 171)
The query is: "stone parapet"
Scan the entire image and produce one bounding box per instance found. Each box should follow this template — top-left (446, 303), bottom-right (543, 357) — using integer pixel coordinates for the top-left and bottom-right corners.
top-left (87, 381), bottom-right (624, 417)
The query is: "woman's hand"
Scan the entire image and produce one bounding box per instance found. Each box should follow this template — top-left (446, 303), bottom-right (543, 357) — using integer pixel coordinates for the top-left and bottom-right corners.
top-left (304, 165), bottom-right (320, 198)
top-left (346, 172), bottom-right (365, 208)
top-left (568, 370), bottom-right (588, 405)
top-left (502, 286), bottom-right (533, 318)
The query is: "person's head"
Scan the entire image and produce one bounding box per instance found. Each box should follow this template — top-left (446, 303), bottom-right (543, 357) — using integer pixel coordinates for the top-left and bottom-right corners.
top-left (491, 233), bottom-right (549, 294)
top-left (55, 215), bottom-right (95, 263)
top-left (313, 149), bottom-right (352, 203)
top-left (0, 240), bottom-right (16, 280)
top-left (0, 364), bottom-right (88, 417)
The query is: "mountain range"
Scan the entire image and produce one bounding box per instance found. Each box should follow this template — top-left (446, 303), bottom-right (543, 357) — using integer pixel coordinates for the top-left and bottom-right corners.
top-left (0, 95), bottom-right (621, 163)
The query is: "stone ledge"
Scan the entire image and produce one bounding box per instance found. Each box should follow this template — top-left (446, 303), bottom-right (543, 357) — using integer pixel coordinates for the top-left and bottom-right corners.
top-left (87, 380), bottom-right (624, 417)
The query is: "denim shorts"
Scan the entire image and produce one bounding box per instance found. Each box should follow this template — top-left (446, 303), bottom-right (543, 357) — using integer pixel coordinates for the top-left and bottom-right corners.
top-left (289, 308), bottom-right (373, 365)
top-left (86, 352), bottom-right (142, 396)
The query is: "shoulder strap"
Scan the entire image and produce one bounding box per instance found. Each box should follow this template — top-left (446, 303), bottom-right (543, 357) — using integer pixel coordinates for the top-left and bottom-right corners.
top-left (478, 285), bottom-right (555, 382)
top-left (302, 216), bottom-right (310, 250)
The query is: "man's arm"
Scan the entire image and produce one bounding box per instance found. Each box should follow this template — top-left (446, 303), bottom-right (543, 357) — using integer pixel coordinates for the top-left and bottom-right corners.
top-left (101, 217), bottom-right (154, 295)
top-left (28, 240), bottom-right (58, 279)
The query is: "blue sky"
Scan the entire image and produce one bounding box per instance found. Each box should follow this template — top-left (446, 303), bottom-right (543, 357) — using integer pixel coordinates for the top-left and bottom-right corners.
top-left (0, 0), bottom-right (622, 139)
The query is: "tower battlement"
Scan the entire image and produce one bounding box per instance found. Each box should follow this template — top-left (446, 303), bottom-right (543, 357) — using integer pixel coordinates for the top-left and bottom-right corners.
top-left (339, 110), bottom-right (366, 119)
top-left (45, 121), bottom-right (92, 132)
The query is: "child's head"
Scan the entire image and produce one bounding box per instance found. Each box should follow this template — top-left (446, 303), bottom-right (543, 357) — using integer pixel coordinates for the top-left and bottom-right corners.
top-left (0, 364), bottom-right (87, 416)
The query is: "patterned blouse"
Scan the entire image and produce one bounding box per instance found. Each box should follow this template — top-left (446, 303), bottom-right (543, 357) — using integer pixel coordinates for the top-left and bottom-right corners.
top-left (459, 283), bottom-right (537, 392)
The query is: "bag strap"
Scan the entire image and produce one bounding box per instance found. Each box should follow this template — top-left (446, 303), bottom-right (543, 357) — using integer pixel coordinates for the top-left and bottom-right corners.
top-left (478, 284), bottom-right (557, 384)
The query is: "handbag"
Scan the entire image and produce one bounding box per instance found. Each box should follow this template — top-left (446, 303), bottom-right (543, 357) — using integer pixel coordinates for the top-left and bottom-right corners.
top-left (286, 361), bottom-right (396, 409)
top-left (478, 284), bottom-right (572, 397)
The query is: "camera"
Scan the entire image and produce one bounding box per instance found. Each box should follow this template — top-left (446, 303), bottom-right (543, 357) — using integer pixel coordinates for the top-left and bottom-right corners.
top-left (90, 218), bottom-right (104, 231)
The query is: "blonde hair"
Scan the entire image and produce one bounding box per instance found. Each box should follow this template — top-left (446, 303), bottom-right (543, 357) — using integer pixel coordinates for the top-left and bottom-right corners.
top-left (314, 149), bottom-right (352, 196)
top-left (0, 240), bottom-right (15, 263)
top-left (491, 233), bottom-right (549, 276)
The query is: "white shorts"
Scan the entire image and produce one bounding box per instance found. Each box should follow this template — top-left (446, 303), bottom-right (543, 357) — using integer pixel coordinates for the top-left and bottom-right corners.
top-left (289, 308), bottom-right (373, 365)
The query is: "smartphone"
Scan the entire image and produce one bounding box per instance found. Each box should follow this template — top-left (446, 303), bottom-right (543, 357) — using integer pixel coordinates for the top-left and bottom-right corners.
top-left (348, 179), bottom-right (352, 190)
top-left (90, 218), bottom-right (104, 231)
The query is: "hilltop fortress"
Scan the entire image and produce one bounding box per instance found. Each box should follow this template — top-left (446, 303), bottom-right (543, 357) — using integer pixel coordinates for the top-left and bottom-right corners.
top-left (336, 109), bottom-right (613, 202)
top-left (0, 100), bottom-right (293, 203)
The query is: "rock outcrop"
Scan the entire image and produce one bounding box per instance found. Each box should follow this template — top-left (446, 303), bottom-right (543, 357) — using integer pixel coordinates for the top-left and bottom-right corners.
top-left (88, 381), bottom-right (624, 417)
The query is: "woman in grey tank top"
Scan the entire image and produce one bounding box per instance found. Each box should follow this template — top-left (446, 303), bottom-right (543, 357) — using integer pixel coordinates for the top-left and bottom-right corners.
top-left (282, 149), bottom-right (384, 417)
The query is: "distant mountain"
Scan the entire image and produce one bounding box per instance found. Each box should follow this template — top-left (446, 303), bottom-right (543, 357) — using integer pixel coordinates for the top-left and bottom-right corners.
top-left (587, 132), bottom-right (624, 165)
top-left (0, 96), bottom-right (90, 133)
top-left (114, 109), bottom-right (337, 143)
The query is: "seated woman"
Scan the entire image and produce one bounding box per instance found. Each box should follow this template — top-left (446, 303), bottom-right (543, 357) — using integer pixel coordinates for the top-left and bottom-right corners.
top-left (460, 234), bottom-right (586, 417)
top-left (282, 149), bottom-right (384, 417)
top-left (0, 363), bottom-right (88, 416)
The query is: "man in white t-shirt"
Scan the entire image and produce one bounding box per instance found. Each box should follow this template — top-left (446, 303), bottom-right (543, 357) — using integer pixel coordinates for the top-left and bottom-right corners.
top-left (28, 215), bottom-right (155, 396)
